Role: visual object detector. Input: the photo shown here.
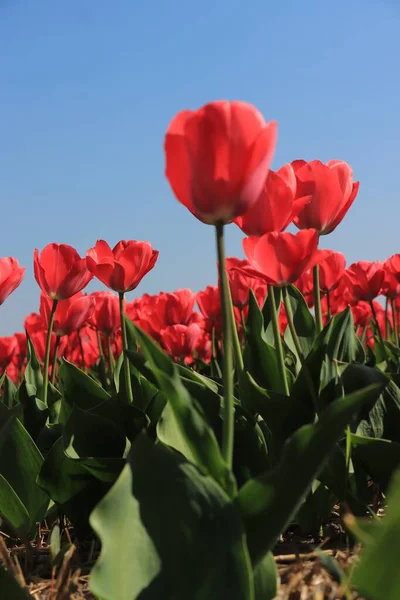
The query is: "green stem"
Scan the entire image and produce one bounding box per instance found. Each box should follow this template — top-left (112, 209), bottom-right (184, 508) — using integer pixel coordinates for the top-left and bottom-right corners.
top-left (215, 223), bottom-right (234, 468)
top-left (50, 334), bottom-right (61, 385)
top-left (283, 287), bottom-right (318, 409)
top-left (391, 298), bottom-right (399, 346)
top-left (369, 300), bottom-right (388, 363)
top-left (313, 264), bottom-right (323, 334)
top-left (225, 274), bottom-right (244, 374)
top-left (385, 296), bottom-right (390, 340)
top-left (326, 291), bottom-right (331, 322)
top-left (268, 284), bottom-right (289, 396)
top-left (78, 329), bottom-right (85, 370)
top-left (119, 292), bottom-right (133, 403)
top-left (107, 335), bottom-right (116, 372)
top-left (43, 299), bottom-right (58, 405)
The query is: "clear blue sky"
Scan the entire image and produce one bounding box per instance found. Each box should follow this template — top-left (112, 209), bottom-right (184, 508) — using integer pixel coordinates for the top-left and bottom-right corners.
top-left (0, 0), bottom-right (399, 334)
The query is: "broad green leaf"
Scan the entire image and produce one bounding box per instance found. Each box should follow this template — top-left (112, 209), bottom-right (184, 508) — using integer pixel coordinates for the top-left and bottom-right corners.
top-left (244, 290), bottom-right (289, 394)
top-left (58, 359), bottom-right (110, 422)
top-left (16, 381), bottom-right (49, 442)
top-left (283, 284), bottom-right (315, 364)
top-left (0, 474), bottom-right (30, 532)
top-left (325, 307), bottom-right (365, 364)
top-left (351, 470), bottom-right (400, 600)
top-left (0, 407), bottom-right (48, 534)
top-left (253, 551), bottom-right (279, 600)
top-left (37, 437), bottom-right (111, 539)
top-left (24, 332), bottom-right (43, 400)
top-left (2, 375), bottom-right (17, 409)
top-left (238, 383), bottom-right (384, 565)
top-left (131, 324), bottom-right (235, 497)
top-left (350, 434), bottom-right (400, 491)
top-left (90, 433), bottom-right (253, 600)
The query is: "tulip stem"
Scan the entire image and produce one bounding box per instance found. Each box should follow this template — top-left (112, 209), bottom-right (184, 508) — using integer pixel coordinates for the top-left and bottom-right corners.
top-left (119, 292), bottom-right (134, 403)
top-left (225, 275), bottom-right (244, 374)
top-left (391, 298), bottom-right (399, 346)
top-left (313, 264), bottom-right (323, 333)
top-left (369, 300), bottom-right (389, 364)
top-left (215, 223), bottom-right (234, 469)
top-left (50, 334), bottom-right (61, 384)
top-left (283, 287), bottom-right (318, 408)
top-left (268, 285), bottom-right (289, 396)
top-left (78, 329), bottom-right (85, 370)
top-left (43, 299), bottom-right (58, 405)
top-left (326, 291), bottom-right (332, 322)
top-left (107, 335), bottom-right (115, 373)
top-left (385, 297), bottom-right (390, 341)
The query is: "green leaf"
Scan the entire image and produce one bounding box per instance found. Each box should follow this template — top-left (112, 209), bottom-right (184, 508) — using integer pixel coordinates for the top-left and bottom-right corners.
top-left (244, 290), bottom-right (288, 394)
top-left (351, 469), bottom-right (400, 600)
top-left (238, 383), bottom-right (385, 565)
top-left (37, 437), bottom-right (111, 539)
top-left (2, 375), bottom-right (17, 409)
top-left (16, 381), bottom-right (49, 442)
top-left (325, 307), bottom-right (365, 364)
top-left (253, 552), bottom-right (279, 600)
top-left (283, 284), bottom-right (315, 364)
top-left (0, 565), bottom-right (30, 599)
top-left (0, 407), bottom-right (48, 534)
top-left (90, 433), bottom-right (253, 600)
top-left (131, 324), bottom-right (235, 497)
top-left (58, 359), bottom-right (111, 422)
top-left (241, 372), bottom-right (314, 462)
top-left (350, 434), bottom-right (400, 491)
top-left (0, 474), bottom-right (30, 532)
top-left (24, 332), bottom-right (43, 400)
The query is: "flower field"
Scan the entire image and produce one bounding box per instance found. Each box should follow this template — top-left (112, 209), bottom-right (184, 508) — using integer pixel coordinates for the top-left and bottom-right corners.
top-left (1, 100), bottom-right (400, 599)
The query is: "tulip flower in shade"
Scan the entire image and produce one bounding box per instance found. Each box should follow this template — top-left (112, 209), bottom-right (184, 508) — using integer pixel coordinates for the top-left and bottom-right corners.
top-left (225, 258), bottom-right (267, 309)
top-left (317, 250), bottom-right (346, 294)
top-left (292, 160), bottom-right (360, 235)
top-left (164, 100), bottom-right (277, 224)
top-left (344, 261), bottom-right (385, 302)
top-left (234, 164), bottom-right (311, 236)
top-left (241, 229), bottom-right (320, 287)
top-left (90, 291), bottom-right (121, 336)
top-left (161, 323), bottom-right (204, 365)
top-left (86, 240), bottom-right (159, 293)
top-left (0, 336), bottom-right (17, 369)
top-left (34, 244), bottom-right (93, 300)
top-left (0, 257), bottom-right (25, 305)
top-left (384, 254), bottom-right (400, 283)
top-left (40, 292), bottom-right (96, 337)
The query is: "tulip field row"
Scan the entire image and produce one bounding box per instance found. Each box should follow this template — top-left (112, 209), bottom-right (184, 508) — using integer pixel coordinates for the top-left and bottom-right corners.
top-left (1, 100), bottom-right (400, 599)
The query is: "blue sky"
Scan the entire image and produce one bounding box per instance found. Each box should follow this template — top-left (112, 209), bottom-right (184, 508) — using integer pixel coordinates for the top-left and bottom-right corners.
top-left (0, 0), bottom-right (399, 334)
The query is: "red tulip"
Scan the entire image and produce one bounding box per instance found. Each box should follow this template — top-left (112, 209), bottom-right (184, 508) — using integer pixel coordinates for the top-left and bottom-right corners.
top-left (381, 265), bottom-right (400, 298)
top-left (317, 250), bottom-right (346, 293)
top-left (86, 240), bottom-right (158, 293)
top-left (165, 100), bottom-right (277, 224)
top-left (40, 292), bottom-right (95, 337)
top-left (235, 164), bottom-right (310, 236)
top-left (34, 244), bottom-right (93, 300)
top-left (161, 323), bottom-right (204, 365)
top-left (0, 336), bottom-right (17, 368)
top-left (292, 160), bottom-right (359, 235)
top-left (225, 257), bottom-right (267, 309)
top-left (294, 268), bottom-right (314, 306)
top-left (65, 327), bottom-right (99, 368)
top-left (90, 291), bottom-right (120, 336)
top-left (351, 301), bottom-right (373, 327)
top-left (385, 254), bottom-right (400, 284)
top-left (29, 330), bottom-right (67, 365)
top-left (0, 257), bottom-right (25, 305)
top-left (25, 312), bottom-right (45, 336)
top-left (344, 261), bottom-right (385, 302)
top-left (197, 286), bottom-right (221, 323)
top-left (241, 229), bottom-right (320, 287)
top-left (164, 289), bottom-right (196, 326)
